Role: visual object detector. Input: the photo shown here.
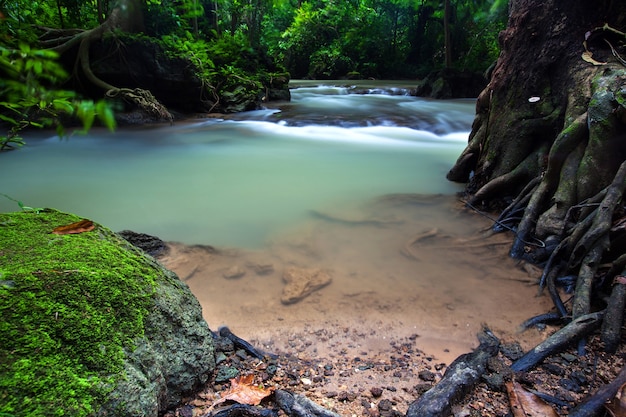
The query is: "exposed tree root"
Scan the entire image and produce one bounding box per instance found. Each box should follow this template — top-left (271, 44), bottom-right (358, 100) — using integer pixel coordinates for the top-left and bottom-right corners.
top-left (601, 269), bottom-right (626, 353)
top-left (511, 311), bottom-right (604, 372)
top-left (40, 4), bottom-right (173, 122)
top-left (568, 364), bottom-right (626, 417)
top-left (406, 327), bottom-right (499, 417)
top-left (509, 112), bottom-right (588, 259)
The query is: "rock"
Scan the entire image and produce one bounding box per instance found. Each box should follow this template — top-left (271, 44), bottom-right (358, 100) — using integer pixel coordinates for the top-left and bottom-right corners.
top-left (88, 35), bottom-right (290, 117)
top-left (0, 209), bottom-right (215, 417)
top-left (223, 265), bottom-right (246, 279)
top-left (281, 267), bottom-right (332, 304)
top-left (118, 229), bottom-right (168, 257)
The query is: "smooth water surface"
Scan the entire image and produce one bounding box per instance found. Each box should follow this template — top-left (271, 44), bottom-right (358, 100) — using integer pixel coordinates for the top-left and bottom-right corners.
top-left (1, 82), bottom-right (473, 248)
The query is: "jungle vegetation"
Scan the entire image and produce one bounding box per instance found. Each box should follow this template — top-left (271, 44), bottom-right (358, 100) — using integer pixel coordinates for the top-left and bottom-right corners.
top-left (0, 0), bottom-right (507, 148)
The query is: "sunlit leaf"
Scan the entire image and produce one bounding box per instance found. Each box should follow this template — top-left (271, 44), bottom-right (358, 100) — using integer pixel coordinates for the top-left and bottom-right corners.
top-left (52, 99), bottom-right (75, 114)
top-left (52, 219), bottom-right (95, 235)
top-left (211, 374), bottom-right (274, 409)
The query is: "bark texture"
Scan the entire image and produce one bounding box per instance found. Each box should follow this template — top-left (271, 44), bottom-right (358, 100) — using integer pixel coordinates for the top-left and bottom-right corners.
top-left (448, 1), bottom-right (626, 343)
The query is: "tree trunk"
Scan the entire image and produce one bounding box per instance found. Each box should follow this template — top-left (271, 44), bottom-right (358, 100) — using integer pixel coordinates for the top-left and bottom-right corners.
top-left (41, 0), bottom-right (172, 121)
top-left (443, 0), bottom-right (452, 68)
top-left (448, 0), bottom-right (626, 344)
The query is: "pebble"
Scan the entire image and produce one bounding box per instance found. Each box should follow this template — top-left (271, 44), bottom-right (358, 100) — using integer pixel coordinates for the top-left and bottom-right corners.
top-left (370, 387), bottom-right (383, 397)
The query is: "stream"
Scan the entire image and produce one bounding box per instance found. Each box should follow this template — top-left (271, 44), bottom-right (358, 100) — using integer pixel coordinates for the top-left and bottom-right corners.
top-left (1, 81), bottom-right (551, 361)
top-left (1, 81), bottom-right (472, 247)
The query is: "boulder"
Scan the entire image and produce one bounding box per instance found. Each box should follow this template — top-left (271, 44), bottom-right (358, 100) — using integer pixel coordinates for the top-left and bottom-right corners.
top-left (0, 209), bottom-right (214, 417)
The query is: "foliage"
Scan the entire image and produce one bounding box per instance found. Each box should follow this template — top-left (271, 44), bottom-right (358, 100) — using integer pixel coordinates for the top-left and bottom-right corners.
top-left (269, 0), bottom-right (507, 79)
top-left (159, 30), bottom-right (272, 109)
top-left (0, 44), bottom-right (115, 151)
top-left (0, 209), bottom-right (159, 417)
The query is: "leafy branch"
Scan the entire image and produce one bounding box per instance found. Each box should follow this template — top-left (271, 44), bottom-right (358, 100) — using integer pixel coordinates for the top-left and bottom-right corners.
top-left (0, 44), bottom-right (116, 151)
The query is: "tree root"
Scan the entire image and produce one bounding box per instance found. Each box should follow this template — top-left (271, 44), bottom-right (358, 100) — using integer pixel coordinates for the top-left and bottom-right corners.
top-left (568, 364), bottom-right (626, 417)
top-left (44, 6), bottom-right (173, 122)
top-left (510, 112), bottom-right (588, 259)
top-left (406, 327), bottom-right (499, 417)
top-left (601, 269), bottom-right (626, 353)
top-left (106, 88), bottom-right (173, 121)
top-left (468, 147), bottom-right (541, 206)
top-left (275, 390), bottom-right (341, 417)
top-left (493, 176), bottom-right (540, 233)
top-left (569, 160), bottom-right (626, 270)
top-left (510, 311), bottom-right (604, 372)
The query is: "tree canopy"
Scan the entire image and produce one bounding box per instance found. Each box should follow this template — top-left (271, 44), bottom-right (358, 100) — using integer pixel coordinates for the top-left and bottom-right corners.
top-left (1, 0), bottom-right (506, 79)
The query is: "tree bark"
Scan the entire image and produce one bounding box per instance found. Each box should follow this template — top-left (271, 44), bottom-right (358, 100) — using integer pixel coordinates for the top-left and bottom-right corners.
top-left (448, 0), bottom-right (626, 339)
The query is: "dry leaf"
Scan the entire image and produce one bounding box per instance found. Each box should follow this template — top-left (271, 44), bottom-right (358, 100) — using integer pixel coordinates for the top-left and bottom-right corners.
top-left (52, 219), bottom-right (95, 235)
top-left (506, 380), bottom-right (559, 417)
top-left (605, 382), bottom-right (626, 417)
top-left (582, 50), bottom-right (607, 66)
top-left (211, 374), bottom-right (274, 409)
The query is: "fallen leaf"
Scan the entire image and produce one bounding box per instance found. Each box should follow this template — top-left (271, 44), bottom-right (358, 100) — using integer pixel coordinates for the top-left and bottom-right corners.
top-left (211, 374), bottom-right (274, 409)
top-left (506, 380), bottom-right (559, 417)
top-left (52, 219), bottom-right (95, 235)
top-left (605, 382), bottom-right (626, 417)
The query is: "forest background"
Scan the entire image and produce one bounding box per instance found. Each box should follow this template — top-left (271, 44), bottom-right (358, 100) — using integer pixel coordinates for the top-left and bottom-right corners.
top-left (0, 0), bottom-right (507, 148)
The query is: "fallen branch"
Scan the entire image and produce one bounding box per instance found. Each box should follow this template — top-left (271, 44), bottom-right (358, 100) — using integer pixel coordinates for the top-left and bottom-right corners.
top-left (406, 327), bottom-right (499, 417)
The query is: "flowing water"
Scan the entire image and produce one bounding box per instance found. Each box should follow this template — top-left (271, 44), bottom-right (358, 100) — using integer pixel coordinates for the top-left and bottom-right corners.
top-left (0, 82), bottom-right (473, 247)
top-left (1, 81), bottom-right (551, 361)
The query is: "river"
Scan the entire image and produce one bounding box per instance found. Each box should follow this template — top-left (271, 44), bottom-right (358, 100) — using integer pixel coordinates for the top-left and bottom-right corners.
top-left (1, 81), bottom-right (551, 362)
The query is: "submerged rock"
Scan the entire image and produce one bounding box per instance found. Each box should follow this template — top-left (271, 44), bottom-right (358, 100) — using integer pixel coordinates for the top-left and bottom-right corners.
top-left (0, 209), bottom-right (215, 417)
top-left (281, 267), bottom-right (332, 304)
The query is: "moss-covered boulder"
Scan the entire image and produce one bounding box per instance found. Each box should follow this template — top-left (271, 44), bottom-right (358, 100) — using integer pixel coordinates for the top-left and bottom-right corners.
top-left (0, 209), bottom-right (215, 417)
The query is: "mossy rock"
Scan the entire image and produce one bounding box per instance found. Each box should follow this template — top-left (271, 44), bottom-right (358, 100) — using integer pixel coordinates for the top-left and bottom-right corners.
top-left (0, 209), bottom-right (215, 417)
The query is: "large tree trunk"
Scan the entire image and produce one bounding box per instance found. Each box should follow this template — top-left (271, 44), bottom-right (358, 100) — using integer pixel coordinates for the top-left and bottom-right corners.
top-left (448, 0), bottom-right (626, 342)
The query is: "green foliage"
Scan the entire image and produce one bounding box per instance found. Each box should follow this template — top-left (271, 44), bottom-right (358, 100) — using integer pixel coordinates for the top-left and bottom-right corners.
top-left (160, 30), bottom-right (267, 106)
top-left (269, 0), bottom-right (507, 78)
top-left (0, 209), bottom-right (159, 417)
top-left (0, 44), bottom-right (116, 151)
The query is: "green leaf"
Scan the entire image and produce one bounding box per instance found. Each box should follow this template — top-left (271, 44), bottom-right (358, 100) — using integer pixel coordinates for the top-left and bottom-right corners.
top-left (96, 100), bottom-right (116, 131)
top-left (52, 99), bottom-right (75, 114)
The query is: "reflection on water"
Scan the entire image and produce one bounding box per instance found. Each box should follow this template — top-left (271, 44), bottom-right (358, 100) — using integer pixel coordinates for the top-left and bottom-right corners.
top-left (0, 83), bottom-right (472, 248)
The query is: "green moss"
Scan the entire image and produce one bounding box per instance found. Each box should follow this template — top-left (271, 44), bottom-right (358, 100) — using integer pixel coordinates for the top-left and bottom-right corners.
top-left (0, 209), bottom-right (158, 417)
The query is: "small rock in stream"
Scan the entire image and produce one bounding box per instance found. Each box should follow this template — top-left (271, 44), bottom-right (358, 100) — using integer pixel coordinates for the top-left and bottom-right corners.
top-left (281, 267), bottom-right (332, 304)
